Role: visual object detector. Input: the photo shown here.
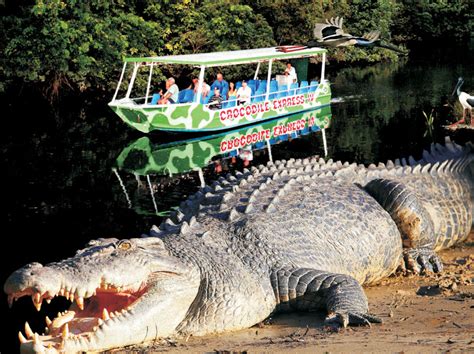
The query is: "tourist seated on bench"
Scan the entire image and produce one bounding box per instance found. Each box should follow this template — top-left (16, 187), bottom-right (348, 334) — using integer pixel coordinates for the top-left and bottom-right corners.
top-left (208, 87), bottom-right (224, 110)
top-left (211, 73), bottom-right (229, 95)
top-left (159, 77), bottom-right (179, 104)
top-left (236, 80), bottom-right (252, 105)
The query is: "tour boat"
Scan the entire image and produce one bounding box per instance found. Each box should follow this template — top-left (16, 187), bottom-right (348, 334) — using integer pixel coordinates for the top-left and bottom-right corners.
top-left (109, 47), bottom-right (331, 133)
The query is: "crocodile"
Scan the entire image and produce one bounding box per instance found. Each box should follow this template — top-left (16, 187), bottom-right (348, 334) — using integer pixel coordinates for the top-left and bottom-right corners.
top-left (4, 137), bottom-right (473, 353)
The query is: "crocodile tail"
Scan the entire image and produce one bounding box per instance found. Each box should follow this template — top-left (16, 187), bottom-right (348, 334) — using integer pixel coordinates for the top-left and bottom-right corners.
top-left (364, 178), bottom-right (435, 250)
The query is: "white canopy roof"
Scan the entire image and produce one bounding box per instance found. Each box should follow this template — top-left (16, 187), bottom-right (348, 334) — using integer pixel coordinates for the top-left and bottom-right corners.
top-left (124, 46), bottom-right (326, 67)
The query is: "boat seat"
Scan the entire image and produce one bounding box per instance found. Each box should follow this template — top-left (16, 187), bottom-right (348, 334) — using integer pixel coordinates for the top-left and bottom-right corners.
top-left (180, 89), bottom-right (195, 103)
top-left (278, 85), bottom-right (289, 98)
top-left (248, 83), bottom-right (257, 94)
top-left (289, 83), bottom-right (298, 96)
top-left (270, 80), bottom-right (278, 91)
top-left (299, 81), bottom-right (309, 94)
top-left (150, 93), bottom-right (161, 105)
top-left (178, 90), bottom-right (187, 103)
top-left (253, 89), bottom-right (266, 102)
top-left (269, 83), bottom-right (279, 100)
top-left (309, 80), bottom-right (319, 91)
top-left (224, 97), bottom-right (237, 108)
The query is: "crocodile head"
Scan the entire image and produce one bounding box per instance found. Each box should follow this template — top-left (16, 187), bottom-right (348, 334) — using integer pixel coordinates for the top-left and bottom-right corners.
top-left (4, 237), bottom-right (200, 353)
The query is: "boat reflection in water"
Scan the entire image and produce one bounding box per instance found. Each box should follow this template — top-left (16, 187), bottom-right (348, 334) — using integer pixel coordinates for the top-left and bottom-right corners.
top-left (113, 106), bottom-right (331, 216)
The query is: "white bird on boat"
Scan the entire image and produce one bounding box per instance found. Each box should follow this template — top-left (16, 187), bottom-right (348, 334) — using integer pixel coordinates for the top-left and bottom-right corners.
top-left (452, 77), bottom-right (474, 121)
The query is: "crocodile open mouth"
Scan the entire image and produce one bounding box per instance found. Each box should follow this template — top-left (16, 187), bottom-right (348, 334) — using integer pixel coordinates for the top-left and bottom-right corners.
top-left (9, 280), bottom-right (147, 350)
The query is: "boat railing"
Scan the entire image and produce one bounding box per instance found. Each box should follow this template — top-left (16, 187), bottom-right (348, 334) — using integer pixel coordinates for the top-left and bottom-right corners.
top-left (116, 81), bottom-right (321, 108)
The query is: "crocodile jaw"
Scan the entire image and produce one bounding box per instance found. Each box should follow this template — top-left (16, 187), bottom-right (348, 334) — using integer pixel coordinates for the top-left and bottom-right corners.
top-left (4, 238), bottom-right (200, 353)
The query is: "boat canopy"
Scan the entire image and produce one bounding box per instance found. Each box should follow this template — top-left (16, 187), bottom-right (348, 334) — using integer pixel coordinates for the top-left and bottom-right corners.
top-left (123, 47), bottom-right (327, 67)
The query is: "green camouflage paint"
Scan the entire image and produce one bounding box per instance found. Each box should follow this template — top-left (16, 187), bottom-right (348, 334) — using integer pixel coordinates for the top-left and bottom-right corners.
top-left (109, 82), bottom-right (331, 133)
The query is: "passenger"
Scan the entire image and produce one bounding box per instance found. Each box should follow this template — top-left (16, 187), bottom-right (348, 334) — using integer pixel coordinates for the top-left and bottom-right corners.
top-left (193, 78), bottom-right (210, 100)
top-left (214, 160), bottom-right (222, 173)
top-left (227, 82), bottom-right (237, 100)
top-left (211, 73), bottom-right (229, 93)
top-left (239, 145), bottom-right (253, 167)
top-left (158, 77), bottom-right (179, 104)
top-left (236, 80), bottom-right (252, 105)
top-left (208, 87), bottom-right (224, 110)
top-left (284, 62), bottom-right (298, 83)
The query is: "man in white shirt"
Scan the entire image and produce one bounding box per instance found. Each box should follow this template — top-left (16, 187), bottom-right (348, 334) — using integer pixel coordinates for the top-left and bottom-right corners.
top-left (236, 80), bottom-right (252, 105)
top-left (284, 62), bottom-right (298, 83)
top-left (159, 77), bottom-right (179, 104)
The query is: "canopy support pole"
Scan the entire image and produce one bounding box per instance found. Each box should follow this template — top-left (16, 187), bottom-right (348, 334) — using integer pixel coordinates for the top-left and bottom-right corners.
top-left (112, 168), bottom-right (132, 208)
top-left (196, 65), bottom-right (206, 102)
top-left (321, 52), bottom-right (326, 83)
top-left (322, 128), bottom-right (328, 157)
top-left (253, 61), bottom-right (261, 80)
top-left (146, 175), bottom-right (159, 216)
top-left (145, 63), bottom-right (154, 104)
top-left (197, 168), bottom-right (205, 188)
top-left (265, 59), bottom-right (273, 100)
top-left (266, 139), bottom-right (273, 163)
top-left (112, 62), bottom-right (127, 102)
top-left (125, 63), bottom-right (139, 99)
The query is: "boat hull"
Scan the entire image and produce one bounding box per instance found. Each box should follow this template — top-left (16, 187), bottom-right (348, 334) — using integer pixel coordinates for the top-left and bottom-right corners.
top-left (109, 82), bottom-right (331, 133)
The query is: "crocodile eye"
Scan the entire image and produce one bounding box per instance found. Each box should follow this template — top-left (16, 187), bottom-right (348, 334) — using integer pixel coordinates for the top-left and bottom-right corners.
top-left (118, 241), bottom-right (132, 250)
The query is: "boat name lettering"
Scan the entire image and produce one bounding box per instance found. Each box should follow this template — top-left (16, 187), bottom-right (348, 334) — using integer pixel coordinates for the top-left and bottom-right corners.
top-left (220, 102), bottom-right (271, 122)
top-left (219, 95), bottom-right (306, 122)
top-left (272, 95), bottom-right (305, 109)
top-left (220, 129), bottom-right (271, 152)
top-left (273, 119), bottom-right (307, 136)
top-left (219, 115), bottom-right (319, 153)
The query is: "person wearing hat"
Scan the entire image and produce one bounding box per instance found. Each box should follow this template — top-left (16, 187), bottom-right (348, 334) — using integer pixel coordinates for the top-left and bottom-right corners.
top-left (236, 80), bottom-right (252, 105)
top-left (208, 86), bottom-right (224, 110)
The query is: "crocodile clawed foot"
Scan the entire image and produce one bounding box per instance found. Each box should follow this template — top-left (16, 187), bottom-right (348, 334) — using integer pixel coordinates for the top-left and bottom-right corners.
top-left (403, 248), bottom-right (443, 275)
top-left (325, 312), bottom-right (382, 328)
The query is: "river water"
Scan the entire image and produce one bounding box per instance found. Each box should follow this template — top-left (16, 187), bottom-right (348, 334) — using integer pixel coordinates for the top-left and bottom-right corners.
top-left (1, 43), bottom-right (473, 352)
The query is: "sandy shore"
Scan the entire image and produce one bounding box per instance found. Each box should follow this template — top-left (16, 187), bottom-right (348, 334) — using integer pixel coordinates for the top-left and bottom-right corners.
top-left (113, 232), bottom-right (474, 353)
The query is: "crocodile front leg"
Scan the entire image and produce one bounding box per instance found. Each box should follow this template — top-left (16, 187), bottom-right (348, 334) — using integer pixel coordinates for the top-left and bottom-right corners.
top-left (271, 268), bottom-right (382, 327)
top-left (365, 178), bottom-right (442, 274)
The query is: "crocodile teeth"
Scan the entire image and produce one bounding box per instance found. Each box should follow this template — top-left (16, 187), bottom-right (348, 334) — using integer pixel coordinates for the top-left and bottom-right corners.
top-left (62, 323), bottom-right (69, 339)
top-left (18, 331), bottom-right (27, 344)
top-left (32, 293), bottom-right (42, 311)
top-left (51, 311), bottom-right (75, 329)
top-left (76, 296), bottom-right (84, 310)
top-left (45, 316), bottom-right (52, 327)
top-left (25, 321), bottom-right (34, 339)
top-left (33, 332), bottom-right (42, 345)
top-left (102, 308), bottom-right (110, 321)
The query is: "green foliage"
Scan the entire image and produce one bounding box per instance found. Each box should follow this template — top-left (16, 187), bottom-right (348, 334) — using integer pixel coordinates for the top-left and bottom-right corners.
top-left (1, 0), bottom-right (472, 99)
top-left (2, 1), bottom-right (164, 96)
top-left (1, 0), bottom-right (274, 97)
top-left (392, 0), bottom-right (473, 42)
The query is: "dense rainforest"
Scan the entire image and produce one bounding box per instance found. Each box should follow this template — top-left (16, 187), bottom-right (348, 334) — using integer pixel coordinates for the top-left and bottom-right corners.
top-left (1, 0), bottom-right (472, 101)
